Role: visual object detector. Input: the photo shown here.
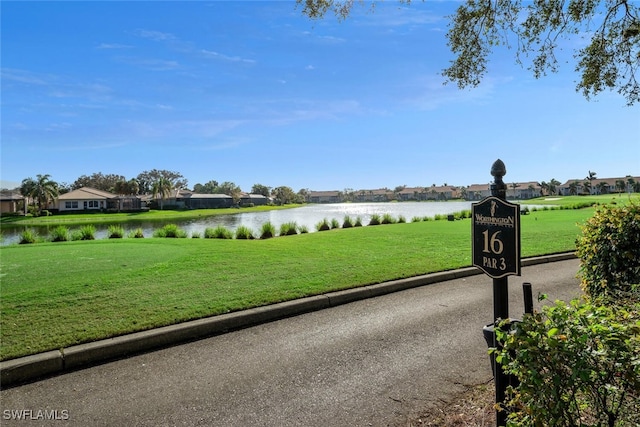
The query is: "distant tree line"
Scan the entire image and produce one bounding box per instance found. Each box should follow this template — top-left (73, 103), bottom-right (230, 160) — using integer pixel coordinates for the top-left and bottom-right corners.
top-left (9, 169), bottom-right (640, 216)
top-left (11, 169), bottom-right (313, 215)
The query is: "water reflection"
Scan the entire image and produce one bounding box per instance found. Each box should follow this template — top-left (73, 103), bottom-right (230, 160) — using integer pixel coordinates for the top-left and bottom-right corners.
top-left (1, 201), bottom-right (512, 245)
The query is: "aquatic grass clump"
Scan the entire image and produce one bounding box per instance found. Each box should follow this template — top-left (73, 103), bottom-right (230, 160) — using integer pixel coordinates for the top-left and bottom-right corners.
top-left (19, 229), bottom-right (38, 244)
top-left (260, 222), bottom-right (276, 239)
top-left (298, 225), bottom-right (309, 234)
top-left (204, 226), bottom-right (233, 239)
top-left (397, 215), bottom-right (406, 223)
top-left (108, 225), bottom-right (125, 239)
top-left (235, 225), bottom-right (254, 239)
top-left (330, 218), bottom-right (340, 229)
top-left (458, 209), bottom-right (472, 219)
top-left (77, 225), bottom-right (96, 240)
top-left (154, 224), bottom-right (187, 238)
top-left (128, 228), bottom-right (145, 238)
top-left (342, 216), bottom-right (354, 228)
top-left (50, 225), bottom-right (70, 242)
top-left (279, 222), bottom-right (299, 236)
top-left (411, 216), bottom-right (423, 223)
top-left (381, 213), bottom-right (396, 224)
top-left (354, 216), bottom-right (363, 227)
top-left (316, 218), bottom-right (331, 231)
top-left (368, 214), bottom-right (381, 226)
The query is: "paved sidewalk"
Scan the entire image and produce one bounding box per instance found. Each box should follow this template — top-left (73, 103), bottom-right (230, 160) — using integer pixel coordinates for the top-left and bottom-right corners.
top-left (0, 253), bottom-right (576, 388)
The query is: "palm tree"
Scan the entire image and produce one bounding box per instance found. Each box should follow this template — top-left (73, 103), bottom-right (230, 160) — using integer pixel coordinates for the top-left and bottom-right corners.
top-left (540, 181), bottom-right (549, 196)
top-left (152, 177), bottom-right (173, 210)
top-left (510, 182), bottom-right (520, 199)
top-left (597, 181), bottom-right (609, 194)
top-left (20, 174), bottom-right (58, 215)
top-left (527, 184), bottom-right (535, 199)
top-left (626, 176), bottom-right (636, 194)
top-left (548, 179), bottom-right (561, 196)
top-left (584, 170), bottom-right (597, 195)
top-left (569, 181), bottom-right (579, 196)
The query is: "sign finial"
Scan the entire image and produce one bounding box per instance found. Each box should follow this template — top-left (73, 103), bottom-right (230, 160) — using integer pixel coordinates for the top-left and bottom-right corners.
top-left (490, 159), bottom-right (506, 182)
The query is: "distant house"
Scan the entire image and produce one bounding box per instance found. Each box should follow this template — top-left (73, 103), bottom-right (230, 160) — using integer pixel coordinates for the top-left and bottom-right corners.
top-left (174, 191), bottom-right (233, 209)
top-left (57, 187), bottom-right (144, 212)
top-left (308, 191), bottom-right (342, 203)
top-left (240, 194), bottom-right (269, 206)
top-left (465, 184), bottom-right (492, 201)
top-left (353, 188), bottom-right (395, 202)
top-left (397, 186), bottom-right (459, 201)
top-left (507, 182), bottom-right (542, 199)
top-left (464, 182), bottom-right (542, 200)
top-left (0, 191), bottom-right (24, 214)
top-left (558, 176), bottom-right (640, 195)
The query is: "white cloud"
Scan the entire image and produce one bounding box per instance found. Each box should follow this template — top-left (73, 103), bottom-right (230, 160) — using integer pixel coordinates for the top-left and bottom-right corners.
top-left (96, 43), bottom-right (133, 49)
top-left (200, 49), bottom-right (256, 64)
top-left (48, 82), bottom-right (114, 102)
top-left (116, 56), bottom-right (181, 71)
top-left (45, 122), bottom-right (73, 131)
top-left (401, 74), bottom-right (499, 110)
top-left (133, 29), bottom-right (176, 41)
top-left (317, 35), bottom-right (346, 43)
top-left (124, 119), bottom-right (244, 140)
top-left (1, 68), bottom-right (48, 85)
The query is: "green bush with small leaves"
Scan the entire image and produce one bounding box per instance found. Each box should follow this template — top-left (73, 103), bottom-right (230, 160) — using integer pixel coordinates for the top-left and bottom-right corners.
top-left (498, 297), bottom-right (640, 426)
top-left (576, 202), bottom-right (640, 299)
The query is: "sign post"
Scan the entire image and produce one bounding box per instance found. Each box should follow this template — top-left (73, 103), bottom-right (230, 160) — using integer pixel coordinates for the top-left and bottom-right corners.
top-left (472, 159), bottom-right (521, 426)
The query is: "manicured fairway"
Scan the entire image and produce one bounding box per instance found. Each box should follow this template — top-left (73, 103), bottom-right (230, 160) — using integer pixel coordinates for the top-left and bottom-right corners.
top-left (0, 208), bottom-right (594, 360)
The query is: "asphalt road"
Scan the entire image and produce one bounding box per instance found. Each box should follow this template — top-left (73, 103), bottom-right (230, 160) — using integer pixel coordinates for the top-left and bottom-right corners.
top-left (0, 259), bottom-right (582, 427)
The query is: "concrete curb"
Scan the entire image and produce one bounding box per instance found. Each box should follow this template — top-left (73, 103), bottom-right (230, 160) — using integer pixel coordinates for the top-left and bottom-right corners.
top-left (0, 252), bottom-right (576, 388)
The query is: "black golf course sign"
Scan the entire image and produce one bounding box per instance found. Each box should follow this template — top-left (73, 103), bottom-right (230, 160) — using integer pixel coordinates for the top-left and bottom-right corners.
top-left (472, 196), bottom-right (521, 278)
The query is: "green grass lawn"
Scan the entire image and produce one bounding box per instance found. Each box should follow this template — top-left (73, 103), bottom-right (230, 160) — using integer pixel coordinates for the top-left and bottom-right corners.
top-left (0, 204), bottom-right (303, 227)
top-left (525, 193), bottom-right (637, 206)
top-left (0, 207), bottom-right (596, 361)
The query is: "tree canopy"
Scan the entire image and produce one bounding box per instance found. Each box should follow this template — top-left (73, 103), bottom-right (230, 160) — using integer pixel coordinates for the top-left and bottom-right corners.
top-left (20, 174), bottom-right (59, 213)
top-left (297, 0), bottom-right (640, 105)
top-left (72, 173), bottom-right (126, 192)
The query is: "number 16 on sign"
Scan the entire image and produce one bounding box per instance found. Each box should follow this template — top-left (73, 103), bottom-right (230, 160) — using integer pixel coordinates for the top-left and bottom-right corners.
top-left (472, 197), bottom-right (521, 278)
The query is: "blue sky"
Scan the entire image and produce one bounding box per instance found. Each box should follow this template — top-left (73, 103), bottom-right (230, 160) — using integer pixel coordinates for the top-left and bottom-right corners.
top-left (2, 1), bottom-right (638, 192)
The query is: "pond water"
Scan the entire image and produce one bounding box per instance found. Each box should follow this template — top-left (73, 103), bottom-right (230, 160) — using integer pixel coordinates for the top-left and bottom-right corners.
top-left (1, 201), bottom-right (533, 245)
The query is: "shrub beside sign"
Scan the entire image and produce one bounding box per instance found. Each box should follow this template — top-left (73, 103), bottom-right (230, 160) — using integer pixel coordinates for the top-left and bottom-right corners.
top-left (472, 196), bottom-right (521, 278)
